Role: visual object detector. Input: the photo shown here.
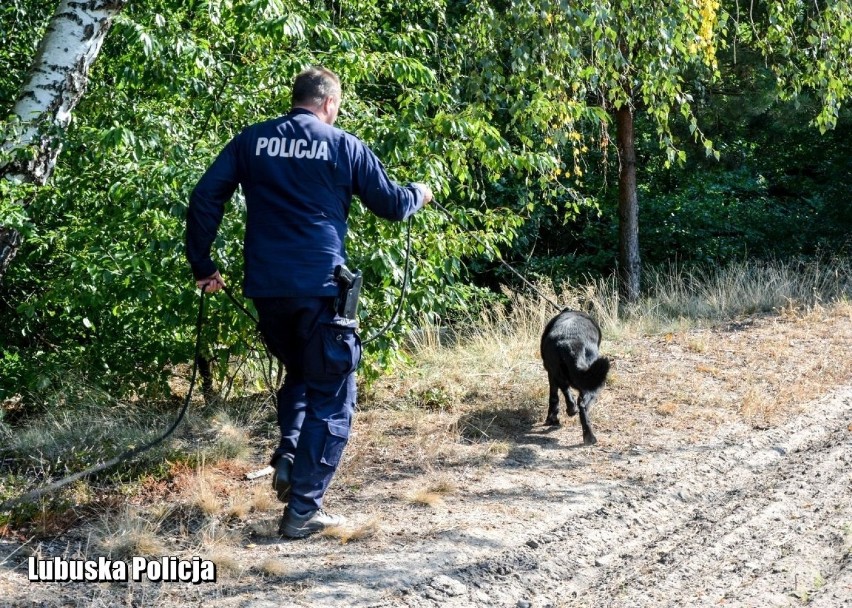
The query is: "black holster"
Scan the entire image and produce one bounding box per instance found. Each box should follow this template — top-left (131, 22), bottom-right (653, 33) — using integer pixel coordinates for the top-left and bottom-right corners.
top-left (334, 264), bottom-right (362, 320)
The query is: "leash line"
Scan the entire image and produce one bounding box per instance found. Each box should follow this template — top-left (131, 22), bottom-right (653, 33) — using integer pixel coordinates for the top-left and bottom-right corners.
top-left (1, 202), bottom-right (553, 512)
top-left (209, 201), bottom-right (555, 348)
top-left (362, 216), bottom-right (412, 345)
top-left (0, 291), bottom-right (208, 512)
top-left (222, 284), bottom-right (258, 324)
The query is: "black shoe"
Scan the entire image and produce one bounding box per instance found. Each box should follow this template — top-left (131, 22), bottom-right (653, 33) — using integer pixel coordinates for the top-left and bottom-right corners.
top-left (271, 457), bottom-right (292, 503)
top-left (278, 507), bottom-right (346, 539)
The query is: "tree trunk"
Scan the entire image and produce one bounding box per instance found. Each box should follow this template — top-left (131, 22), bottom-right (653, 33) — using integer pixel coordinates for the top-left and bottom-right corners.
top-left (615, 104), bottom-right (640, 303)
top-left (0, 0), bottom-right (127, 281)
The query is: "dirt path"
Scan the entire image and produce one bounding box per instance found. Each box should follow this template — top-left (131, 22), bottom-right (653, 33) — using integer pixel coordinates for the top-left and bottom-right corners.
top-left (200, 386), bottom-right (848, 608)
top-left (130, 385), bottom-right (848, 608)
top-left (3, 393), bottom-right (852, 608)
top-left (388, 388), bottom-right (852, 608)
top-left (2, 314), bottom-right (851, 608)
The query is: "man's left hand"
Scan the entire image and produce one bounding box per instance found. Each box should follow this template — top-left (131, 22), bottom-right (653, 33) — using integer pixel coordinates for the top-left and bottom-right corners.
top-left (197, 270), bottom-right (225, 293)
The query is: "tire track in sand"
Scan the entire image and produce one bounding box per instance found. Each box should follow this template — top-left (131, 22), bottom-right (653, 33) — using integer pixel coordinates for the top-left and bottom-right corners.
top-left (395, 389), bottom-right (852, 608)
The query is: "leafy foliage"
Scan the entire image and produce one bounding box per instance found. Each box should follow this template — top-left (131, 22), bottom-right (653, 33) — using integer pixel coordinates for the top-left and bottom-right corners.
top-left (0, 0), bottom-right (52, 111)
top-left (0, 0), bottom-right (534, 399)
top-left (0, 0), bottom-right (850, 404)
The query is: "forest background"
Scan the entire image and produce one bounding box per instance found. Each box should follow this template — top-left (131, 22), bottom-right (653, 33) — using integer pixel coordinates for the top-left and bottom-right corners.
top-left (1, 0), bottom-right (850, 408)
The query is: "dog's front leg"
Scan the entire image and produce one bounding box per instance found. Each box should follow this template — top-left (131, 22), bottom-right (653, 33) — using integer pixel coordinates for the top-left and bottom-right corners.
top-left (577, 391), bottom-right (598, 446)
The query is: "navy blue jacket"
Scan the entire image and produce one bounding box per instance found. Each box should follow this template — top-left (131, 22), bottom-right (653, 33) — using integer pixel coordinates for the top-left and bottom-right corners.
top-left (186, 109), bottom-right (424, 297)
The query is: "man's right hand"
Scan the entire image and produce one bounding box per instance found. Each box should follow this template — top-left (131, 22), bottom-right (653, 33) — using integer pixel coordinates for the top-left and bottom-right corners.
top-left (413, 182), bottom-right (433, 205)
top-left (197, 270), bottom-right (225, 293)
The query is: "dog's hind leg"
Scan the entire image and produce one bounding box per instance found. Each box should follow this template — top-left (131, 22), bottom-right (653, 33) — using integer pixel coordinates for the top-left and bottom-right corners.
top-left (562, 387), bottom-right (578, 417)
top-left (577, 390), bottom-right (598, 446)
top-left (545, 376), bottom-right (561, 426)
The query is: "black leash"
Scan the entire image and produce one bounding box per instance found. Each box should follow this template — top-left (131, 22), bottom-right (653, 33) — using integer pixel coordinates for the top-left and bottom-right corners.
top-left (208, 201), bottom-right (553, 347)
top-left (222, 283), bottom-right (258, 324)
top-left (430, 200), bottom-right (562, 313)
top-left (362, 217), bottom-right (412, 345)
top-left (0, 202), bottom-right (549, 512)
top-left (360, 200), bottom-right (560, 344)
top-left (0, 291), bottom-right (209, 512)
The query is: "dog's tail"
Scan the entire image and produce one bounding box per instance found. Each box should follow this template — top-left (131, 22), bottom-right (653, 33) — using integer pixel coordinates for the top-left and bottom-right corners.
top-left (572, 356), bottom-right (610, 392)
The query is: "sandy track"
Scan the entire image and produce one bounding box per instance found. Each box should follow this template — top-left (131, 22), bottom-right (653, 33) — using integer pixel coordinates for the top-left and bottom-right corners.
top-left (390, 389), bottom-right (852, 608)
top-left (2, 390), bottom-right (850, 607)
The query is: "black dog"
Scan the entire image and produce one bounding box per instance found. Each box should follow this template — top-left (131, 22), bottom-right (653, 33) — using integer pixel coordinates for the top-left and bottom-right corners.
top-left (540, 309), bottom-right (610, 445)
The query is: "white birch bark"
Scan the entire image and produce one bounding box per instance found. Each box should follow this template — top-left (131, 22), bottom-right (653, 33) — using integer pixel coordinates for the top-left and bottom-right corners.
top-left (0, 0), bottom-right (127, 280)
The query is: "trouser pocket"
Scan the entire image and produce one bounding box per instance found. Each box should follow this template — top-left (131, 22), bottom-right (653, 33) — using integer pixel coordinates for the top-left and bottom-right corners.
top-left (317, 320), bottom-right (361, 377)
top-left (320, 420), bottom-right (350, 467)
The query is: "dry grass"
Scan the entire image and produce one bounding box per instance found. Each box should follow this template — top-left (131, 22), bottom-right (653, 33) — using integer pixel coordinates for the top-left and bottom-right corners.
top-left (655, 401), bottom-right (679, 417)
top-left (739, 386), bottom-right (779, 429)
top-left (249, 486), bottom-right (281, 513)
top-left (95, 506), bottom-right (170, 559)
top-left (206, 550), bottom-right (242, 577)
top-left (320, 517), bottom-right (380, 543)
top-left (407, 489), bottom-right (445, 508)
top-left (428, 477), bottom-right (458, 495)
top-left (226, 499), bottom-right (252, 520)
top-left (405, 475), bottom-right (460, 507)
top-left (1, 258), bottom-right (850, 606)
top-left (256, 557), bottom-right (290, 577)
top-left (356, 259), bottom-right (851, 461)
top-left (191, 481), bottom-right (222, 517)
top-left (205, 410), bottom-right (253, 462)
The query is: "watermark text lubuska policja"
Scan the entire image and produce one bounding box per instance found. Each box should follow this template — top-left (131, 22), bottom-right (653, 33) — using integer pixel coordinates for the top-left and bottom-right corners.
top-left (29, 556), bottom-right (216, 584)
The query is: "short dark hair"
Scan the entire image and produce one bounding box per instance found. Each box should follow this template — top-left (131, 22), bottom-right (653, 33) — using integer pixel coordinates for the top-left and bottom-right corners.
top-left (292, 67), bottom-right (341, 107)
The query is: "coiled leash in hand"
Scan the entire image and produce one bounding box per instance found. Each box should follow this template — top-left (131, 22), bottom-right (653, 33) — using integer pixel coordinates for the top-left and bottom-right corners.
top-left (0, 290), bottom-right (210, 512)
top-left (1, 203), bottom-right (549, 511)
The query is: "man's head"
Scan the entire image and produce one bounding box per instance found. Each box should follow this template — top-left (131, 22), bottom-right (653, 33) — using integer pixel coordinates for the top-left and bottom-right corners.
top-left (292, 67), bottom-right (342, 125)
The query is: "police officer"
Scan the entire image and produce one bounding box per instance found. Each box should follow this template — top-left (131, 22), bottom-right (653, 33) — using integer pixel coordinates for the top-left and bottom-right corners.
top-left (186, 66), bottom-right (432, 538)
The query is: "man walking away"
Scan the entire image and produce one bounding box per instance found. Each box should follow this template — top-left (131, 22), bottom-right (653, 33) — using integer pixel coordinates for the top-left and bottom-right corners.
top-left (186, 66), bottom-right (432, 538)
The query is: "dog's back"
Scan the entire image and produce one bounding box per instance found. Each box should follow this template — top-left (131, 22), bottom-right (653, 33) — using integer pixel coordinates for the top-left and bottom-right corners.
top-left (540, 309), bottom-right (609, 444)
top-left (540, 309), bottom-right (608, 392)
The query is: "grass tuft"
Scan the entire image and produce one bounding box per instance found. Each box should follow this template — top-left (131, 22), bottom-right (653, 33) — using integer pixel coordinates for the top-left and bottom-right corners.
top-left (407, 489), bottom-right (445, 508)
top-left (320, 518), bottom-right (380, 543)
top-left (250, 487), bottom-right (280, 513)
top-left (739, 387), bottom-right (780, 429)
top-left (256, 557), bottom-right (290, 577)
top-left (205, 410), bottom-right (252, 462)
top-left (95, 506), bottom-right (169, 559)
top-left (207, 550), bottom-right (242, 577)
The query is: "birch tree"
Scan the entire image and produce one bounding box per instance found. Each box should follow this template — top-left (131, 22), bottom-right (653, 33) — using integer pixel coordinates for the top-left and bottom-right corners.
top-left (0, 0), bottom-right (127, 281)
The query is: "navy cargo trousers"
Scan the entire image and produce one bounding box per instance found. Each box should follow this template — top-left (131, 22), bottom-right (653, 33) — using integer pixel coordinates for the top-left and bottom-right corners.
top-left (253, 296), bottom-right (361, 514)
